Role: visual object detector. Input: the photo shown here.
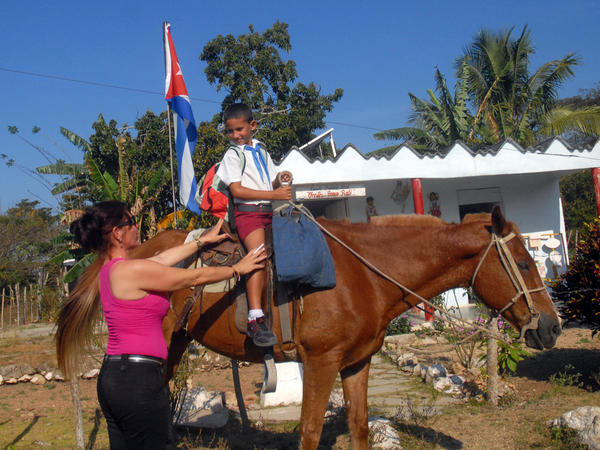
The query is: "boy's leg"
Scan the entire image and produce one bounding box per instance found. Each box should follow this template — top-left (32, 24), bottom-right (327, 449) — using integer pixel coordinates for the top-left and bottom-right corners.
top-left (243, 228), bottom-right (278, 347)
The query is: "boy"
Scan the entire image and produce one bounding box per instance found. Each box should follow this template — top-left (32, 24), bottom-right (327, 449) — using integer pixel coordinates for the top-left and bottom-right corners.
top-left (216, 103), bottom-right (292, 347)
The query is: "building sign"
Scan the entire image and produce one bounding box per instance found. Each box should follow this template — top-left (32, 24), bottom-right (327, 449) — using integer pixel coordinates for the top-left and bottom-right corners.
top-left (295, 186), bottom-right (366, 201)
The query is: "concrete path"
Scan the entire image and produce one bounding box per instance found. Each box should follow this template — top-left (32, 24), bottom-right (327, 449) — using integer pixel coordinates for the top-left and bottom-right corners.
top-left (246, 353), bottom-right (459, 422)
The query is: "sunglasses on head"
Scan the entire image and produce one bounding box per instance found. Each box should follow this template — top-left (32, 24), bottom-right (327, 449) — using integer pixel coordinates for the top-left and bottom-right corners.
top-left (117, 216), bottom-right (136, 228)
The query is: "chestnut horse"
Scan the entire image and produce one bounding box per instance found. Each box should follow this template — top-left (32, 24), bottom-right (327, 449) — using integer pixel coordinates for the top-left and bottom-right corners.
top-left (132, 207), bottom-right (560, 449)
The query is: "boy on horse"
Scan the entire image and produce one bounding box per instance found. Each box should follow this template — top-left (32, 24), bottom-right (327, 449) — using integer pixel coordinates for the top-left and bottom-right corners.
top-left (216, 103), bottom-right (292, 346)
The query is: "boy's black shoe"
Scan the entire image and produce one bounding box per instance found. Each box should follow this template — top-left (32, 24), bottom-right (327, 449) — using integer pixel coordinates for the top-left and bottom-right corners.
top-left (247, 317), bottom-right (278, 347)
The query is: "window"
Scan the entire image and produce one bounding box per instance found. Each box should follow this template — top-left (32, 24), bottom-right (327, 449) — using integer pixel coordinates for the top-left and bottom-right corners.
top-left (457, 187), bottom-right (503, 221)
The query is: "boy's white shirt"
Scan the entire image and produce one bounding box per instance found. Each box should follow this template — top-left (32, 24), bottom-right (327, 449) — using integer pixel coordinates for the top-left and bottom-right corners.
top-left (216, 139), bottom-right (278, 205)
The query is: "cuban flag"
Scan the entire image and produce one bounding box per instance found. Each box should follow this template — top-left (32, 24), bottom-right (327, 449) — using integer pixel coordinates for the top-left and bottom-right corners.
top-left (163, 22), bottom-right (201, 214)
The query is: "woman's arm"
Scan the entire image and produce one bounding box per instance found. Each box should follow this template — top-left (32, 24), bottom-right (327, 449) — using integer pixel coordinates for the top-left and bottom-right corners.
top-left (110, 247), bottom-right (267, 299)
top-left (146, 219), bottom-right (229, 266)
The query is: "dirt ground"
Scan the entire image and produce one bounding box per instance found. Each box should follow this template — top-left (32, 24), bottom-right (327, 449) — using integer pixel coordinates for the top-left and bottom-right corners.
top-left (1, 324), bottom-right (599, 449)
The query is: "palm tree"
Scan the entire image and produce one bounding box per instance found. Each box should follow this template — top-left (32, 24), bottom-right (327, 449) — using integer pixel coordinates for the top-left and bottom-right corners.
top-left (373, 62), bottom-right (492, 152)
top-left (374, 26), bottom-right (600, 151)
top-left (458, 26), bottom-right (600, 146)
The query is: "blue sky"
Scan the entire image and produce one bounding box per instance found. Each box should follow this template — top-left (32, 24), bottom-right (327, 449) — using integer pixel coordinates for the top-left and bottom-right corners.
top-left (1, 0), bottom-right (598, 211)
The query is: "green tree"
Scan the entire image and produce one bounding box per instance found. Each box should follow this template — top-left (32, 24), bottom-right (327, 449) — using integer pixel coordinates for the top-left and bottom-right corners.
top-left (373, 62), bottom-right (492, 153)
top-left (375, 26), bottom-right (600, 150)
top-left (200, 21), bottom-right (343, 160)
top-left (552, 217), bottom-right (600, 334)
top-left (0, 200), bottom-right (64, 290)
top-left (457, 26), bottom-right (600, 146)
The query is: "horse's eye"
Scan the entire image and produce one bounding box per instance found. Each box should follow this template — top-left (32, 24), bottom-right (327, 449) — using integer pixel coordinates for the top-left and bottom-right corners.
top-left (517, 261), bottom-right (529, 271)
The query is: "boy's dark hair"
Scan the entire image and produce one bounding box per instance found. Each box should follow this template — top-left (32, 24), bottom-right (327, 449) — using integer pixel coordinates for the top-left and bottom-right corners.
top-left (223, 103), bottom-right (253, 122)
top-left (366, 196), bottom-right (374, 202)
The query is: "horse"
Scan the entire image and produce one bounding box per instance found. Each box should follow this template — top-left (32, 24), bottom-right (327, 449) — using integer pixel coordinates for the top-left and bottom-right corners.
top-left (132, 206), bottom-right (561, 449)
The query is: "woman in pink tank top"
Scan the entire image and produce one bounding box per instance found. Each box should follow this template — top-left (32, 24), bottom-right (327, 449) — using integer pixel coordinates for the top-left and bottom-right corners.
top-left (55, 201), bottom-right (265, 449)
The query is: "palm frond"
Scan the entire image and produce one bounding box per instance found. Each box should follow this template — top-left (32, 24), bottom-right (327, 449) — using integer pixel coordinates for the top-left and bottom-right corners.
top-left (539, 106), bottom-right (600, 138)
top-left (64, 253), bottom-right (96, 283)
top-left (60, 127), bottom-right (92, 152)
top-left (36, 161), bottom-right (87, 176)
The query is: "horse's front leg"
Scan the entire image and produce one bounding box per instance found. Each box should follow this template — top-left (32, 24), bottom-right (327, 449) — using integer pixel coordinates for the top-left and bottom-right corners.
top-left (299, 357), bottom-right (339, 450)
top-left (164, 329), bottom-right (192, 384)
top-left (341, 358), bottom-right (371, 450)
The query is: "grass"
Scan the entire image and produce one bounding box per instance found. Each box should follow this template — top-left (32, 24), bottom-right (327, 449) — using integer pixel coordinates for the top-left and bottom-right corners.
top-left (549, 364), bottom-right (584, 392)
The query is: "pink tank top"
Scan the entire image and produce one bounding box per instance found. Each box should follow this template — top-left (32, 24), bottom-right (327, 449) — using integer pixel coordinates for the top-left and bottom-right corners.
top-left (99, 258), bottom-right (170, 359)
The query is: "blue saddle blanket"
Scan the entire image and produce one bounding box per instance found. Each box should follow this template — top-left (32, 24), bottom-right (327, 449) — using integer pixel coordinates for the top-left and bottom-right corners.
top-left (272, 206), bottom-right (336, 289)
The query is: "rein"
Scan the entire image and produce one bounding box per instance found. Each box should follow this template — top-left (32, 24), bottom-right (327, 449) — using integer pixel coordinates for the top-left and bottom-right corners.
top-left (282, 202), bottom-right (544, 343)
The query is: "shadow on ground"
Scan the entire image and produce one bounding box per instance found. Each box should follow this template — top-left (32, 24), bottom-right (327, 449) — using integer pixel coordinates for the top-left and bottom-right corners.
top-left (397, 423), bottom-right (463, 449)
top-left (516, 348), bottom-right (600, 391)
top-left (173, 414), bottom-right (347, 449)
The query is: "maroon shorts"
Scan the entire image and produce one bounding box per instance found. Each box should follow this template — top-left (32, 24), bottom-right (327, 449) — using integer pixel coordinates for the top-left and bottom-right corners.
top-left (234, 209), bottom-right (273, 242)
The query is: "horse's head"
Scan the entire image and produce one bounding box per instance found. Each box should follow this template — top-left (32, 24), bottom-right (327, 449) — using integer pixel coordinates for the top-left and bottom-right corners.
top-left (470, 207), bottom-right (561, 350)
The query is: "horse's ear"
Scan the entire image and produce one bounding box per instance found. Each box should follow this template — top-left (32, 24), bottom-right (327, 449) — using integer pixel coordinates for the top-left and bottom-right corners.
top-left (491, 205), bottom-right (506, 235)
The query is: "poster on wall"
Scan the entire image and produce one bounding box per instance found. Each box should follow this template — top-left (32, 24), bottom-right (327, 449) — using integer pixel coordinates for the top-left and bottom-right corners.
top-left (522, 232), bottom-right (566, 280)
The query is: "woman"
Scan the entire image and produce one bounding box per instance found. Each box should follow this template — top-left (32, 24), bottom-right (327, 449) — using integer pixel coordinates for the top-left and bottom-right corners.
top-left (55, 200), bottom-right (265, 449)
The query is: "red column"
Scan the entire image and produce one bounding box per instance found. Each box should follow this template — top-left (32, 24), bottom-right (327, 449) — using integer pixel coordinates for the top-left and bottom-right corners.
top-left (411, 178), bottom-right (425, 215)
top-left (411, 178), bottom-right (433, 320)
top-left (593, 168), bottom-right (600, 216)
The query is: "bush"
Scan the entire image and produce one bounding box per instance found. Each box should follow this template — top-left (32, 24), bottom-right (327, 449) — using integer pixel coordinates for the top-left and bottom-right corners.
top-left (552, 217), bottom-right (600, 334)
top-left (386, 315), bottom-right (412, 335)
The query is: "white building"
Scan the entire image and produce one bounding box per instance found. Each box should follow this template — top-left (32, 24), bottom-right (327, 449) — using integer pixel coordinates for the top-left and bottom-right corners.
top-left (275, 137), bottom-right (600, 308)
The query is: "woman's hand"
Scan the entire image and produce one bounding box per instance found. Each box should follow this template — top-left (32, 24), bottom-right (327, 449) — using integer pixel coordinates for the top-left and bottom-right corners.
top-left (233, 246), bottom-right (267, 275)
top-left (197, 219), bottom-right (230, 246)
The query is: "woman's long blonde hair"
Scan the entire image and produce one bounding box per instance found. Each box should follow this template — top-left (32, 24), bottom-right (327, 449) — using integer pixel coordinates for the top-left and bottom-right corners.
top-left (55, 201), bottom-right (129, 379)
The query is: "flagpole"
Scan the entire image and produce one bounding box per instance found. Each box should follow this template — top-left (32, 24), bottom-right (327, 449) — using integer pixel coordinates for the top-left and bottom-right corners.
top-left (166, 104), bottom-right (178, 222)
top-left (163, 21), bottom-right (178, 223)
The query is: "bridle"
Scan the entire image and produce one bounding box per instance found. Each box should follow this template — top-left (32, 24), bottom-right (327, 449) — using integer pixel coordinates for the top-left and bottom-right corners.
top-left (471, 231), bottom-right (547, 338)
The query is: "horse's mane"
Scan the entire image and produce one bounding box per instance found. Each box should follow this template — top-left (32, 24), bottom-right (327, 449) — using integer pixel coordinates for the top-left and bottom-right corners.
top-left (317, 212), bottom-right (494, 230)
top-left (461, 213), bottom-right (492, 224)
top-left (370, 214), bottom-right (445, 227)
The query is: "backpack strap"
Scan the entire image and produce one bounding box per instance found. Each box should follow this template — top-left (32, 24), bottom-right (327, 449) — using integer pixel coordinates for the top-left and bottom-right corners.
top-left (226, 145), bottom-right (246, 174)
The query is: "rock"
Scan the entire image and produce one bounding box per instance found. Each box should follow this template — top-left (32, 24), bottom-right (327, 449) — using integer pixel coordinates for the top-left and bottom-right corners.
top-left (419, 337), bottom-right (438, 346)
top-left (412, 364), bottom-right (423, 377)
top-left (368, 416), bottom-right (403, 449)
top-left (450, 375), bottom-right (465, 386)
top-left (396, 352), bottom-right (417, 367)
top-left (433, 376), bottom-right (463, 395)
top-left (175, 386), bottom-right (228, 428)
top-left (82, 368), bottom-right (100, 379)
top-left (419, 365), bottom-right (428, 380)
top-left (550, 406), bottom-right (600, 449)
top-left (0, 363), bottom-right (36, 378)
top-left (425, 364), bottom-right (447, 384)
top-left (18, 374), bottom-right (32, 383)
top-left (53, 372), bottom-right (65, 382)
top-left (43, 372), bottom-right (53, 381)
top-left (30, 374), bottom-right (46, 385)
top-left (433, 377), bottom-right (453, 392)
top-left (328, 389), bottom-right (345, 410)
top-left (0, 374), bottom-right (3, 385)
top-left (384, 333), bottom-right (417, 347)
top-left (401, 364), bottom-right (416, 374)
top-left (5, 377), bottom-right (18, 385)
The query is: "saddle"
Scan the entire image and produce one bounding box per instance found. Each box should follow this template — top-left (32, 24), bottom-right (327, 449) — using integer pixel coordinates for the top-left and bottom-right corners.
top-left (174, 224), bottom-right (298, 360)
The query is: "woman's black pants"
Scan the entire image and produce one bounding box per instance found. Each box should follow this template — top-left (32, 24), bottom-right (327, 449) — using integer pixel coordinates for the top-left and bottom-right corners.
top-left (97, 355), bottom-right (170, 449)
